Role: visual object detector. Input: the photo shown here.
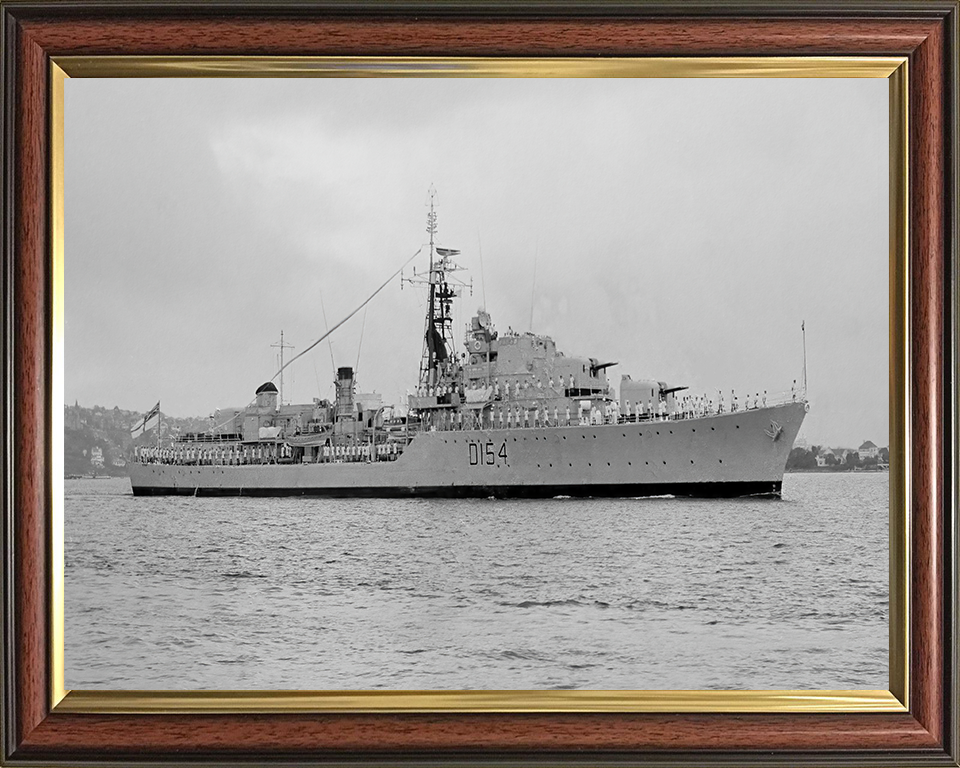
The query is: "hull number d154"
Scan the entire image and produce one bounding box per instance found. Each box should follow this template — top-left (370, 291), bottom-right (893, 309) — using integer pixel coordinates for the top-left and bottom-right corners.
top-left (468, 441), bottom-right (508, 466)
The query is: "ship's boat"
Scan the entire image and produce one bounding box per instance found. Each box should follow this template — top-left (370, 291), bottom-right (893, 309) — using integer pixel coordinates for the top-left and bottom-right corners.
top-left (129, 195), bottom-right (807, 499)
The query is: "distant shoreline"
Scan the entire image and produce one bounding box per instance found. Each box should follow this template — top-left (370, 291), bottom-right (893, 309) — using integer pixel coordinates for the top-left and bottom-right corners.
top-left (786, 467), bottom-right (888, 474)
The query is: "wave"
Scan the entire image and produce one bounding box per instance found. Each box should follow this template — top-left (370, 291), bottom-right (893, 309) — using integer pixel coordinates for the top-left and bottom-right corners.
top-left (499, 598), bottom-right (612, 610)
top-left (500, 598), bottom-right (583, 608)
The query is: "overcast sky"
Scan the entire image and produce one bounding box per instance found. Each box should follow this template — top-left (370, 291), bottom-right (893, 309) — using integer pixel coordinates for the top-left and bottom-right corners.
top-left (64, 77), bottom-right (888, 448)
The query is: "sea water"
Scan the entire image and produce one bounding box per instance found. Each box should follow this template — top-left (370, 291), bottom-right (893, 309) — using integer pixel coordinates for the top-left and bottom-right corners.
top-left (64, 472), bottom-right (888, 690)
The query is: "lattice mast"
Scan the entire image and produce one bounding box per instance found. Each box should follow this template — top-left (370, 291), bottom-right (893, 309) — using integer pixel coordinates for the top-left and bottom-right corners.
top-left (403, 187), bottom-right (470, 392)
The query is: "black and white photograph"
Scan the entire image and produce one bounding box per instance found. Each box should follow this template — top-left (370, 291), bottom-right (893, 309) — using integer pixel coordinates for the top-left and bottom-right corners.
top-left (63, 75), bottom-right (889, 691)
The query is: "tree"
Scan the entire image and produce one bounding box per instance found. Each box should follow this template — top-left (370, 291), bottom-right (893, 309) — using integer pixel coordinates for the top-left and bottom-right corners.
top-left (786, 446), bottom-right (818, 470)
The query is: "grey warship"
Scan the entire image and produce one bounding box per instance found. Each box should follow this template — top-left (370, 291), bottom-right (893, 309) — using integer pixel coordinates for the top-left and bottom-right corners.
top-left (129, 197), bottom-right (807, 499)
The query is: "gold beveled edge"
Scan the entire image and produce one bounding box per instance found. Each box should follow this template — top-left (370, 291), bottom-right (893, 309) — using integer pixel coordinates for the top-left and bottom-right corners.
top-left (47, 55), bottom-right (910, 715)
top-left (887, 60), bottom-right (910, 709)
top-left (52, 55), bottom-right (906, 79)
top-left (50, 60), bottom-right (66, 710)
top-left (55, 689), bottom-right (905, 715)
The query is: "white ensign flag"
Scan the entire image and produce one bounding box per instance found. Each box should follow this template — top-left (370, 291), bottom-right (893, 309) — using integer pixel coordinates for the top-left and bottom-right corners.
top-left (130, 401), bottom-right (160, 439)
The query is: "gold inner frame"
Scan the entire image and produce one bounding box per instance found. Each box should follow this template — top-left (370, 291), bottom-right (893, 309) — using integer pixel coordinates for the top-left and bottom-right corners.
top-left (49, 56), bottom-right (910, 714)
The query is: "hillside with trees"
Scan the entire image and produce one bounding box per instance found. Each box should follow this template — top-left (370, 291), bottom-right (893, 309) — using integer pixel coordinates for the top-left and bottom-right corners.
top-left (785, 444), bottom-right (889, 472)
top-left (64, 403), bottom-right (208, 477)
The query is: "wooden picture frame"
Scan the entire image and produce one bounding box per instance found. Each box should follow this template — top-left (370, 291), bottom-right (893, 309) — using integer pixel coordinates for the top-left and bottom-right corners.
top-left (2, 2), bottom-right (957, 765)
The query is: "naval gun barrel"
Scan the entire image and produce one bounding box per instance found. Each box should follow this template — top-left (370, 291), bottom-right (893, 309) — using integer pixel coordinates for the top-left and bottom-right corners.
top-left (589, 361), bottom-right (618, 376)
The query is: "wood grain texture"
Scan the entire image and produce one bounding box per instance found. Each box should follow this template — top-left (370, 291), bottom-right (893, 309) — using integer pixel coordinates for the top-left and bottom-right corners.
top-left (12, 16), bottom-right (49, 749)
top-left (16, 16), bottom-right (942, 56)
top-left (14, 712), bottom-right (943, 755)
top-left (2, 4), bottom-right (956, 764)
top-left (909, 17), bottom-right (946, 747)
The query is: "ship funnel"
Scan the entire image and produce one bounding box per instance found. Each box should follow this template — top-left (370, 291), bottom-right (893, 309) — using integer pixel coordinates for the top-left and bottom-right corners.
top-left (255, 381), bottom-right (279, 410)
top-left (335, 366), bottom-right (355, 420)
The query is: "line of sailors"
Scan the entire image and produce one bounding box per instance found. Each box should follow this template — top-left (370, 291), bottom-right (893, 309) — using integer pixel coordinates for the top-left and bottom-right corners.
top-left (625, 390), bottom-right (770, 421)
top-left (136, 443), bottom-right (293, 465)
top-left (666, 389), bottom-right (771, 417)
top-left (417, 374), bottom-right (584, 400)
top-left (417, 377), bottom-right (787, 415)
top-left (313, 442), bottom-right (402, 462)
top-left (136, 441), bottom-right (410, 466)
top-left (416, 387), bottom-right (780, 432)
top-left (421, 402), bottom-right (624, 431)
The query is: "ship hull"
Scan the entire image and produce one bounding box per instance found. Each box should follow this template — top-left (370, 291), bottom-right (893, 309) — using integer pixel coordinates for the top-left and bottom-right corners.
top-left (129, 402), bottom-right (806, 499)
top-left (131, 480), bottom-right (782, 499)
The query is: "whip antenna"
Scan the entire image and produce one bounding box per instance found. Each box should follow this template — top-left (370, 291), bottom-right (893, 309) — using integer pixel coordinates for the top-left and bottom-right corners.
top-left (529, 238), bottom-right (538, 332)
top-left (477, 229), bottom-right (487, 311)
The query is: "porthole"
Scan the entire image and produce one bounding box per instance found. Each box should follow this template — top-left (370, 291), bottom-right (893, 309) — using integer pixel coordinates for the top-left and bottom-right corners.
top-left (588, 462), bottom-right (592, 467)
top-left (690, 460), bottom-right (694, 464)
top-left (607, 462), bottom-right (611, 466)
top-left (663, 460), bottom-right (667, 464)
top-left (736, 425), bottom-right (740, 429)
top-left (719, 459), bottom-right (723, 463)
top-left (711, 427), bottom-right (715, 431)
top-left (692, 429), bottom-right (696, 433)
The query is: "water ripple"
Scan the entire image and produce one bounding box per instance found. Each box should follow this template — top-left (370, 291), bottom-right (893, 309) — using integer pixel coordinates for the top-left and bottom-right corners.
top-left (64, 473), bottom-right (889, 691)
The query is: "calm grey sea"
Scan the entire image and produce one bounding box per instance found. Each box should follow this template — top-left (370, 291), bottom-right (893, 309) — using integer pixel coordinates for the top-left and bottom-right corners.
top-left (64, 472), bottom-right (888, 690)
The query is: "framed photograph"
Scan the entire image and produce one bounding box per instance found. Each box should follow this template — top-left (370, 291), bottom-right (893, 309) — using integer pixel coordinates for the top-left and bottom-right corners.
top-left (2, 2), bottom-right (957, 766)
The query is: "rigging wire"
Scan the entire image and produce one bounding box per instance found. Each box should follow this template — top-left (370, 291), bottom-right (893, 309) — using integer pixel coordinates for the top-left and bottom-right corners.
top-left (354, 306), bottom-right (368, 374)
top-left (312, 359), bottom-right (323, 399)
top-left (318, 289), bottom-right (337, 377)
top-left (270, 246), bottom-right (423, 383)
top-left (204, 246), bottom-right (424, 435)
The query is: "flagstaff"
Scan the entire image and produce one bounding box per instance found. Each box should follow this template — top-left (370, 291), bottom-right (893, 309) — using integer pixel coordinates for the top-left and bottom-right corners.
top-left (802, 320), bottom-right (807, 397)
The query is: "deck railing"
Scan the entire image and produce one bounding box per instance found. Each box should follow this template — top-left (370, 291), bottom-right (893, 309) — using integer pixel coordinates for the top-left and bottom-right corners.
top-left (135, 392), bottom-right (806, 466)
